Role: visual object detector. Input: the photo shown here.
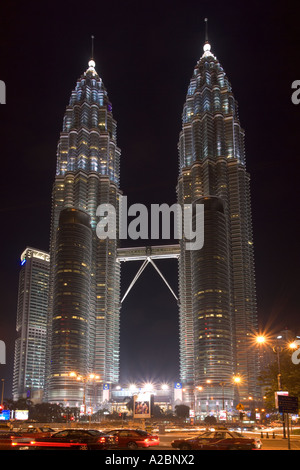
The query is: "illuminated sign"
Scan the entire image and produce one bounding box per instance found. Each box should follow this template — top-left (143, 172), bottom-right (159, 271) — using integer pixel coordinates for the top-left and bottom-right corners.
top-left (15, 410), bottom-right (29, 420)
top-left (0, 410), bottom-right (10, 421)
top-left (275, 391), bottom-right (289, 408)
top-left (103, 383), bottom-right (110, 401)
top-left (174, 382), bottom-right (183, 402)
top-left (133, 392), bottom-right (151, 419)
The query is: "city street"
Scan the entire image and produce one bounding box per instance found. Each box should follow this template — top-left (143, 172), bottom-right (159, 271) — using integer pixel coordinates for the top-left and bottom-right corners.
top-left (153, 431), bottom-right (300, 451)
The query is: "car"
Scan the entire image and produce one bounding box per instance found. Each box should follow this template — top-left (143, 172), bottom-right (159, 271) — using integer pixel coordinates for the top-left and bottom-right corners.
top-left (0, 431), bottom-right (33, 450)
top-left (17, 426), bottom-right (55, 438)
top-left (18, 428), bottom-right (117, 450)
top-left (108, 428), bottom-right (160, 449)
top-left (171, 428), bottom-right (262, 450)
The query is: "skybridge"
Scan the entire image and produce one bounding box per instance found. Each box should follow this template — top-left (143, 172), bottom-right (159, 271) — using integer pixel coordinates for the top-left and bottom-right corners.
top-left (117, 244), bottom-right (180, 303)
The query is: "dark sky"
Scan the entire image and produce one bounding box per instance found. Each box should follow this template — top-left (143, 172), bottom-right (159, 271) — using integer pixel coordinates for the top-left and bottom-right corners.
top-left (0, 0), bottom-right (299, 398)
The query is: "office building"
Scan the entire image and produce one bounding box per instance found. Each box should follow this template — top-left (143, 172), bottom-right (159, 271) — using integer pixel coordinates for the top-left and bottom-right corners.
top-left (12, 248), bottom-right (50, 401)
top-left (45, 59), bottom-right (121, 406)
top-left (177, 36), bottom-right (259, 410)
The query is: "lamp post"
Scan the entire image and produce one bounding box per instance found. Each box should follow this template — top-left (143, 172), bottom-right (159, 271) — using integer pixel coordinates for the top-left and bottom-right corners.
top-left (273, 343), bottom-right (283, 391)
top-left (193, 385), bottom-right (203, 420)
top-left (255, 334), bottom-right (298, 391)
top-left (255, 333), bottom-right (298, 438)
top-left (219, 382), bottom-right (226, 410)
top-left (1, 379), bottom-right (4, 407)
top-left (69, 372), bottom-right (100, 415)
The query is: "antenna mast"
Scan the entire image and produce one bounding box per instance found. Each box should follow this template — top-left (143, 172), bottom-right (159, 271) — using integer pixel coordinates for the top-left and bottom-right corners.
top-left (91, 35), bottom-right (94, 59)
top-left (204, 18), bottom-right (208, 43)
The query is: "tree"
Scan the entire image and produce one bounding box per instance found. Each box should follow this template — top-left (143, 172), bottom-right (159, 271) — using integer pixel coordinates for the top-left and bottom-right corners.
top-left (27, 403), bottom-right (65, 422)
top-left (258, 349), bottom-right (300, 410)
top-left (4, 399), bottom-right (65, 422)
top-left (152, 404), bottom-right (164, 418)
top-left (204, 415), bottom-right (217, 425)
top-left (125, 397), bottom-right (133, 412)
top-left (174, 404), bottom-right (190, 419)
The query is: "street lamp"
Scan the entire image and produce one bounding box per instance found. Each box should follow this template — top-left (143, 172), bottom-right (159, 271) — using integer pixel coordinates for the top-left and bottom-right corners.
top-left (255, 333), bottom-right (297, 390)
top-left (219, 382), bottom-right (226, 410)
top-left (69, 372), bottom-right (100, 413)
top-left (256, 335), bottom-right (266, 344)
top-left (233, 375), bottom-right (241, 384)
top-left (232, 375), bottom-right (242, 408)
top-left (1, 379), bottom-right (4, 407)
top-left (255, 332), bottom-right (298, 438)
top-left (142, 382), bottom-right (154, 392)
top-left (193, 386), bottom-right (203, 417)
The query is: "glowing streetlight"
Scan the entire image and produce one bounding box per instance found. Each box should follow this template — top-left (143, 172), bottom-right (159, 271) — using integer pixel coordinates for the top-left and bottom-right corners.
top-left (256, 335), bottom-right (266, 344)
top-left (129, 383), bottom-right (138, 392)
top-left (233, 375), bottom-right (242, 384)
top-left (254, 332), bottom-right (299, 391)
top-left (143, 382), bottom-right (154, 392)
top-left (69, 372), bottom-right (101, 412)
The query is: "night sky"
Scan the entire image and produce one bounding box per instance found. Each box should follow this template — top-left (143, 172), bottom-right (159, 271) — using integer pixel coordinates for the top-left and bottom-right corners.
top-left (0, 0), bottom-right (299, 398)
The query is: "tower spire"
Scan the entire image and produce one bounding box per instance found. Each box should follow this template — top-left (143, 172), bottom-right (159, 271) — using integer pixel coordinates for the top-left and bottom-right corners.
top-left (204, 17), bottom-right (208, 43)
top-left (88, 35), bottom-right (96, 72)
top-left (91, 34), bottom-right (94, 60)
top-left (203, 17), bottom-right (212, 55)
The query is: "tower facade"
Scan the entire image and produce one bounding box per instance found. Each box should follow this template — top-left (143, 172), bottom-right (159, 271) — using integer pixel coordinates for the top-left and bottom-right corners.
top-left (177, 39), bottom-right (259, 410)
top-left (13, 248), bottom-right (50, 401)
top-left (45, 60), bottom-right (121, 406)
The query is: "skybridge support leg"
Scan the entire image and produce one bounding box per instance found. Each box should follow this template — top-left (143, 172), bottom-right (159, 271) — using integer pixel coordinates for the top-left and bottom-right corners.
top-left (120, 258), bottom-right (150, 304)
top-left (120, 256), bottom-right (178, 304)
top-left (147, 257), bottom-right (178, 301)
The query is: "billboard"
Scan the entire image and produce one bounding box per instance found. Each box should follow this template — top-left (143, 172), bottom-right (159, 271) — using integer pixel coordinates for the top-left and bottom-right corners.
top-left (14, 410), bottom-right (29, 420)
top-left (103, 383), bottom-right (110, 402)
top-left (174, 382), bottom-right (183, 402)
top-left (133, 392), bottom-right (151, 419)
top-left (275, 391), bottom-right (289, 408)
top-left (0, 410), bottom-right (10, 421)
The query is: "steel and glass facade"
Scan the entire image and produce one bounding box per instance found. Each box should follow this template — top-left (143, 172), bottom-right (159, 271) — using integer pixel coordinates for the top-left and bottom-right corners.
top-left (15, 36), bottom-right (259, 412)
top-left (45, 60), bottom-right (121, 406)
top-left (12, 248), bottom-right (50, 401)
top-left (177, 41), bottom-right (259, 411)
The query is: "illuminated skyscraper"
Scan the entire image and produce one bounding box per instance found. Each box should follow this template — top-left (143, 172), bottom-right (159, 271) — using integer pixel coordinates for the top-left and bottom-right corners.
top-left (177, 30), bottom-right (259, 410)
top-left (45, 59), bottom-right (121, 406)
top-left (39, 29), bottom-right (259, 412)
top-left (12, 248), bottom-right (50, 401)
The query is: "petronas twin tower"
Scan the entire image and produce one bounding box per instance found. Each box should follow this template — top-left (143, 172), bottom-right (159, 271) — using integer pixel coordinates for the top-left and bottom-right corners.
top-left (45, 59), bottom-right (121, 404)
top-left (44, 32), bottom-right (259, 411)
